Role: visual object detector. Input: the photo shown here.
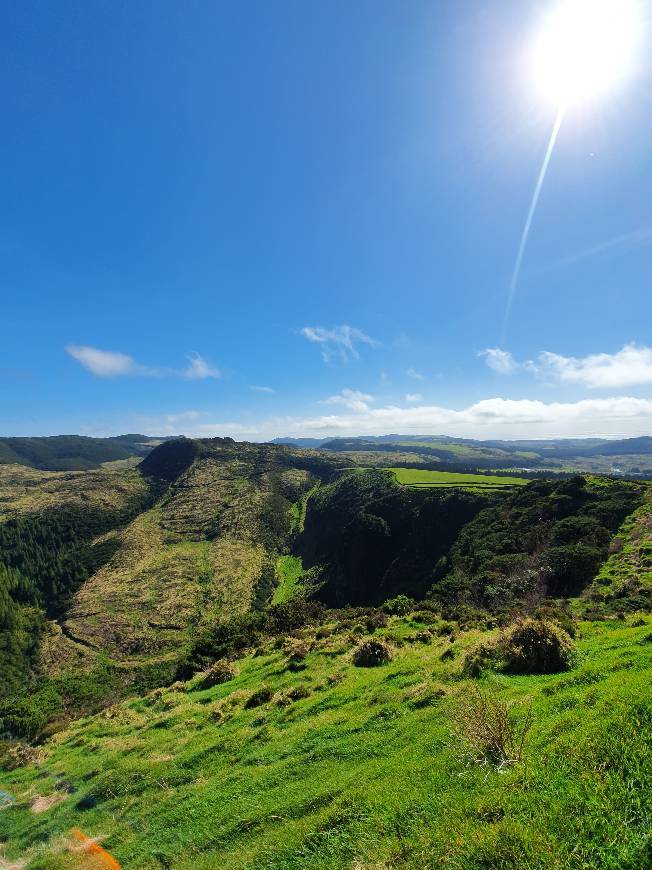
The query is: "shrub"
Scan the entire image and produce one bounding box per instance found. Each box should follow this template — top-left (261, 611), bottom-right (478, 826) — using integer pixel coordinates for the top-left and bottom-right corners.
top-left (286, 685), bottom-right (310, 701)
top-left (381, 595), bottom-right (414, 616)
top-left (454, 686), bottom-right (533, 766)
top-left (531, 599), bottom-right (577, 638)
top-left (282, 638), bottom-right (310, 661)
top-left (365, 610), bottom-right (388, 632)
top-left (352, 638), bottom-right (393, 667)
top-left (209, 707), bottom-right (223, 723)
top-left (200, 661), bottom-right (235, 689)
top-left (463, 619), bottom-right (576, 677)
top-left (501, 619), bottom-right (576, 674)
top-left (244, 686), bottom-right (274, 709)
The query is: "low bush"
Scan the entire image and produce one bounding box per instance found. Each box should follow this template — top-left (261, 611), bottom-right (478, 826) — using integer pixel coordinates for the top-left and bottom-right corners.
top-left (200, 661), bottom-right (235, 688)
top-left (381, 595), bottom-right (414, 616)
top-left (286, 685), bottom-right (311, 701)
top-left (282, 638), bottom-right (311, 661)
top-left (463, 619), bottom-right (577, 677)
top-left (501, 619), bottom-right (576, 674)
top-left (352, 638), bottom-right (393, 667)
top-left (365, 610), bottom-right (388, 632)
top-left (245, 686), bottom-right (274, 709)
top-left (530, 599), bottom-right (577, 638)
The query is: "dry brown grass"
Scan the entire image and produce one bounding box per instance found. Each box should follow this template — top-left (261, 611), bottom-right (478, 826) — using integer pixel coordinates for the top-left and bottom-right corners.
top-left (454, 685), bottom-right (533, 767)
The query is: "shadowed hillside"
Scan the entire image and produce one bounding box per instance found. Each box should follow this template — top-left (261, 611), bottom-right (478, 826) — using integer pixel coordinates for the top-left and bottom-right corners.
top-left (0, 434), bottom-right (166, 471)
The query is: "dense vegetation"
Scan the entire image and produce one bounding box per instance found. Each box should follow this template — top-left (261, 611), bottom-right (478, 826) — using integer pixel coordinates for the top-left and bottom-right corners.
top-left (0, 478), bottom-right (157, 731)
top-left (298, 469), bottom-right (494, 605)
top-left (431, 476), bottom-right (646, 615)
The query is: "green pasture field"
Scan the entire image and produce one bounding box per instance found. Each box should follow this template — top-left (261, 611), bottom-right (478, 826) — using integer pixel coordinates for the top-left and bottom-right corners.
top-left (386, 467), bottom-right (529, 490)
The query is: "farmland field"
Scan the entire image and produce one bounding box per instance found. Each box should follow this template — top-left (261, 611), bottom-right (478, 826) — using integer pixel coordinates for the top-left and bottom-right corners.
top-left (387, 467), bottom-right (528, 489)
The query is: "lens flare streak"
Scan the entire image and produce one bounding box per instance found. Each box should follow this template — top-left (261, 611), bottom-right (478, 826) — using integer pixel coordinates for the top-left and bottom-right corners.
top-left (501, 106), bottom-right (565, 343)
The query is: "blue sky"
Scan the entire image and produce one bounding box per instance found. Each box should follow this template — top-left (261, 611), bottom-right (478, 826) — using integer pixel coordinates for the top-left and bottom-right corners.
top-left (2, 0), bottom-right (651, 440)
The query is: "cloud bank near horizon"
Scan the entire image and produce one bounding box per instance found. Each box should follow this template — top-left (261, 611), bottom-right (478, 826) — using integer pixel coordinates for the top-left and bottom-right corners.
top-left (131, 394), bottom-right (652, 442)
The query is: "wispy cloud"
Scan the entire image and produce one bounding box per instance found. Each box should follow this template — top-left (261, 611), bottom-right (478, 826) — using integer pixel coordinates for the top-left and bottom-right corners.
top-left (66, 345), bottom-right (147, 377)
top-left (480, 343), bottom-right (652, 389)
top-left (249, 385), bottom-right (275, 394)
top-left (405, 393), bottom-right (422, 403)
top-left (66, 345), bottom-right (220, 380)
top-left (406, 367), bottom-right (424, 380)
top-left (182, 352), bottom-right (220, 380)
top-left (300, 325), bottom-right (378, 362)
top-left (479, 347), bottom-right (518, 375)
top-left (320, 388), bottom-right (374, 412)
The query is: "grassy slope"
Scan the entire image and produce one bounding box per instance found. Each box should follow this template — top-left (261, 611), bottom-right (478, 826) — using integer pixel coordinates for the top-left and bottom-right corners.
top-left (0, 463), bottom-right (149, 520)
top-left (0, 615), bottom-right (650, 869)
top-left (40, 442), bottom-right (328, 671)
top-left (585, 488), bottom-right (652, 609)
top-left (272, 555), bottom-right (304, 604)
top-left (387, 468), bottom-right (528, 489)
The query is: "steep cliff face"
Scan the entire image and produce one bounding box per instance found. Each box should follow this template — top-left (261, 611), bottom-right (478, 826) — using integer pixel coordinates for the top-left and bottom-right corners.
top-left (297, 469), bottom-right (493, 606)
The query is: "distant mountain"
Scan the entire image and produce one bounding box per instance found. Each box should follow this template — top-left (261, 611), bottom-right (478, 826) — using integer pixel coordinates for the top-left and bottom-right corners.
top-left (0, 434), bottom-right (168, 471)
top-left (584, 436), bottom-right (652, 456)
top-left (302, 434), bottom-right (652, 475)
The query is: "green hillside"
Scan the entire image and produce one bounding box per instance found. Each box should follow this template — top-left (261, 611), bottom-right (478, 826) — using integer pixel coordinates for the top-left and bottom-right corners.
top-left (0, 613), bottom-right (650, 868)
top-left (0, 435), bottom-right (165, 471)
top-left (0, 438), bottom-right (650, 869)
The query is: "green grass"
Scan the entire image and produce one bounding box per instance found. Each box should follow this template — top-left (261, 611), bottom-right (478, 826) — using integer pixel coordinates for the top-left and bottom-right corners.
top-left (272, 555), bottom-right (305, 604)
top-left (386, 467), bottom-right (528, 490)
top-left (587, 491), bottom-right (652, 609)
top-left (290, 485), bottom-right (319, 535)
top-left (1, 616), bottom-right (650, 869)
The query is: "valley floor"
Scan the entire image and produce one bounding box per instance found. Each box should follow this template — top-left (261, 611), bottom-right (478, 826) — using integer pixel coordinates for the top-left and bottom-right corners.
top-left (1, 615), bottom-right (650, 869)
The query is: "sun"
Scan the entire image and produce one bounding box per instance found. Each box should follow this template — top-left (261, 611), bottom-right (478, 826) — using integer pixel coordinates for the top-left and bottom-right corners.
top-left (530, 0), bottom-right (643, 107)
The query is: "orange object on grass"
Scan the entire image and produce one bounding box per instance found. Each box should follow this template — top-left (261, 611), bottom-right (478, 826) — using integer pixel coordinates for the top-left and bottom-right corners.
top-left (70, 828), bottom-right (121, 869)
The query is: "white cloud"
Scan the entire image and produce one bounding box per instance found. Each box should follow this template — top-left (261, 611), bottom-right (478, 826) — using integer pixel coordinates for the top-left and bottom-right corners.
top-left (300, 325), bottom-right (378, 362)
top-left (182, 352), bottom-right (220, 380)
top-left (66, 345), bottom-right (142, 377)
top-left (480, 347), bottom-right (518, 375)
top-left (406, 367), bottom-right (424, 380)
top-left (405, 393), bottom-right (423, 403)
top-left (480, 343), bottom-right (652, 389)
top-left (249, 385), bottom-right (275, 393)
top-left (320, 388), bottom-right (374, 412)
top-left (67, 345), bottom-right (220, 380)
top-left (534, 344), bottom-right (652, 389)
top-left (135, 395), bottom-right (652, 442)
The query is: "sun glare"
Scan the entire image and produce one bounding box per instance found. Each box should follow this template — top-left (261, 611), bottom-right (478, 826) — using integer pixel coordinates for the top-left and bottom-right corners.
top-left (531, 0), bottom-right (642, 107)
